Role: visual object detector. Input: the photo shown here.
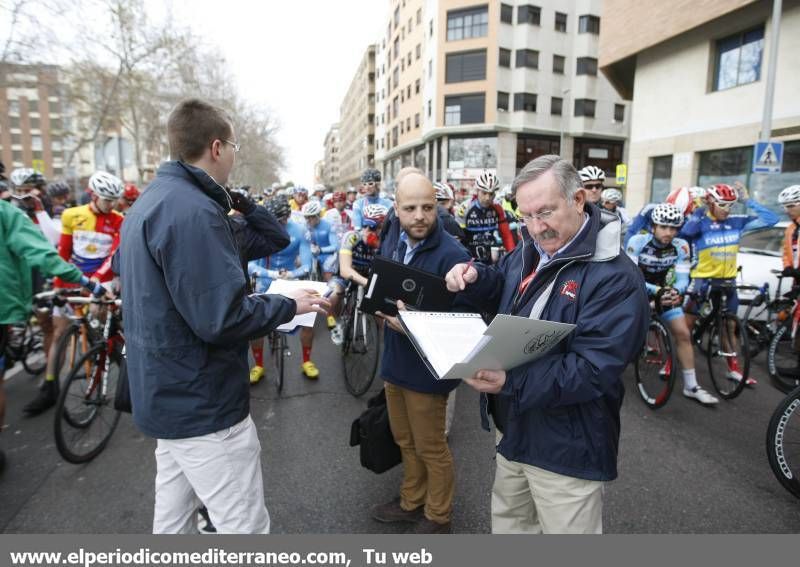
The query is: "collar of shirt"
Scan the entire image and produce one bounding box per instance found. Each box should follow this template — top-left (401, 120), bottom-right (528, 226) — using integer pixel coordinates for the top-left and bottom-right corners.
top-left (399, 230), bottom-right (426, 265)
top-left (532, 213), bottom-right (590, 269)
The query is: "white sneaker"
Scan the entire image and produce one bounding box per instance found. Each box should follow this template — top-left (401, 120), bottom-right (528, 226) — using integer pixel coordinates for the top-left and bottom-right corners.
top-left (726, 370), bottom-right (758, 386)
top-left (330, 323), bottom-right (344, 346)
top-left (683, 386), bottom-right (719, 405)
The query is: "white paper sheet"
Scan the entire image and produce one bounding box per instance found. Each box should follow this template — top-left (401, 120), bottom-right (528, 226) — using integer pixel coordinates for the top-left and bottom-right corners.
top-left (256, 280), bottom-right (329, 332)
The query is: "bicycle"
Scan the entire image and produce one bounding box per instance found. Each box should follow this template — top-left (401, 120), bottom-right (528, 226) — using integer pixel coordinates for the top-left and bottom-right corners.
top-left (742, 269), bottom-right (792, 360)
top-left (2, 298), bottom-right (46, 376)
top-left (765, 384), bottom-right (800, 499)
top-left (634, 308), bottom-right (677, 409)
top-left (266, 330), bottom-right (289, 394)
top-left (690, 282), bottom-right (750, 400)
top-left (53, 296), bottom-right (124, 464)
top-left (339, 282), bottom-right (380, 397)
top-left (766, 283), bottom-right (800, 394)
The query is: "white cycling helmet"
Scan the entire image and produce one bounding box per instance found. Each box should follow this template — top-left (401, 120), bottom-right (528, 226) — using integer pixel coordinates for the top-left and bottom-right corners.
top-left (301, 201), bottom-right (322, 217)
top-left (601, 188), bottom-right (623, 203)
top-left (651, 203), bottom-right (684, 227)
top-left (88, 171), bottom-right (124, 199)
top-left (433, 181), bottom-right (454, 202)
top-left (779, 185), bottom-right (800, 206)
top-left (9, 167), bottom-right (39, 188)
top-left (579, 165), bottom-right (605, 183)
top-left (475, 171), bottom-right (500, 193)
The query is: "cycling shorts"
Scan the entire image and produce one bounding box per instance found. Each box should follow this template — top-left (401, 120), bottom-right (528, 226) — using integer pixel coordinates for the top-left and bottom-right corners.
top-left (661, 307), bottom-right (686, 322)
top-left (685, 278), bottom-right (739, 315)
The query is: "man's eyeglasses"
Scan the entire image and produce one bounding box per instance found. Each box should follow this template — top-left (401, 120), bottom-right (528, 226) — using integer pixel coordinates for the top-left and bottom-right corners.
top-left (223, 139), bottom-right (240, 153)
top-left (363, 181), bottom-right (377, 187)
top-left (519, 209), bottom-right (556, 222)
top-left (584, 184), bottom-right (604, 191)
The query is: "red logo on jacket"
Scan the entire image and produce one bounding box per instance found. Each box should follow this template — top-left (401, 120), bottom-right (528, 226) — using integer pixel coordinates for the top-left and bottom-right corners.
top-left (560, 280), bottom-right (578, 300)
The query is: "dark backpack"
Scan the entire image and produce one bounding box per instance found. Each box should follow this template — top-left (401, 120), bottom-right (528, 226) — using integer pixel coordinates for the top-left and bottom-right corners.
top-left (349, 389), bottom-right (401, 474)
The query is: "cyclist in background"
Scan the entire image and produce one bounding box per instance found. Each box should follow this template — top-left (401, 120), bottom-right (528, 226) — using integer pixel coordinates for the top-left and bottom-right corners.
top-left (290, 186), bottom-right (309, 212)
top-left (626, 203), bottom-right (718, 406)
top-left (455, 171), bottom-right (515, 264)
top-left (249, 197), bottom-right (320, 380)
top-left (352, 168), bottom-right (392, 229)
top-left (302, 201), bottom-right (340, 329)
top-left (578, 165), bottom-right (606, 205)
top-left (600, 188), bottom-right (631, 228)
top-left (47, 181), bottom-right (72, 219)
top-left (116, 183), bottom-right (140, 214)
top-left (625, 186), bottom-right (705, 247)
top-left (433, 182), bottom-right (465, 242)
top-left (681, 182), bottom-right (779, 385)
top-left (323, 190), bottom-right (353, 241)
top-left (778, 185), bottom-right (800, 283)
top-left (345, 186), bottom-right (358, 209)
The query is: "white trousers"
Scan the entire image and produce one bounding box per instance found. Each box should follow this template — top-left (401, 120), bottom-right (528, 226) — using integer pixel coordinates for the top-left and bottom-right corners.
top-left (491, 434), bottom-right (604, 534)
top-left (152, 415), bottom-right (270, 534)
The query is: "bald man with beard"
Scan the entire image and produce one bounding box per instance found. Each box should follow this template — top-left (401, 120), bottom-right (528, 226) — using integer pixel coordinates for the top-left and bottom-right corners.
top-left (370, 173), bottom-right (472, 534)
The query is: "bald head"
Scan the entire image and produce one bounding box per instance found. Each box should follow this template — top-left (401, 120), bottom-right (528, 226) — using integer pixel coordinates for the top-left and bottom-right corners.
top-left (395, 166), bottom-right (425, 187)
top-left (395, 173), bottom-right (438, 244)
top-left (396, 172), bottom-right (435, 204)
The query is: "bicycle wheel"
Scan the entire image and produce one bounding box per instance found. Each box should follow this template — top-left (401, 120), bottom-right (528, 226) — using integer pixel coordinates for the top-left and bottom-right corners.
top-left (270, 332), bottom-right (286, 394)
top-left (342, 308), bottom-right (380, 397)
top-left (634, 316), bottom-right (676, 409)
top-left (706, 313), bottom-right (749, 399)
top-left (766, 386), bottom-right (800, 499)
top-left (21, 318), bottom-right (46, 375)
top-left (767, 322), bottom-right (800, 394)
top-left (54, 345), bottom-right (122, 463)
top-left (742, 293), bottom-right (770, 360)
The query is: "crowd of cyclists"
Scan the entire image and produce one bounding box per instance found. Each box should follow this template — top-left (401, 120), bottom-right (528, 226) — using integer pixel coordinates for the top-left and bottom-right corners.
top-left (3, 152), bottom-right (800, 477)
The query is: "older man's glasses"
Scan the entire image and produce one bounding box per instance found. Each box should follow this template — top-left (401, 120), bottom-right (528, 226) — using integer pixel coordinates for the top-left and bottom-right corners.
top-left (519, 209), bottom-right (556, 222)
top-left (223, 139), bottom-right (240, 153)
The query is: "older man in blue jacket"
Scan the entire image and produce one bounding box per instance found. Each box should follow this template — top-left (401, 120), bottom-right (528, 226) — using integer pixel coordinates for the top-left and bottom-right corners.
top-left (119, 99), bottom-right (329, 534)
top-left (446, 155), bottom-right (649, 534)
top-left (372, 173), bottom-right (471, 534)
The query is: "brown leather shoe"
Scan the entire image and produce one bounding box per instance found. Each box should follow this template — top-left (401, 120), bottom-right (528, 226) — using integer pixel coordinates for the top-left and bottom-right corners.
top-left (371, 497), bottom-right (424, 523)
top-left (412, 517), bottom-right (452, 534)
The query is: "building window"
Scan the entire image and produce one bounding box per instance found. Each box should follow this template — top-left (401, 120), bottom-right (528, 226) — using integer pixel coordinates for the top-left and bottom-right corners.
top-left (614, 104), bottom-right (625, 122)
top-left (446, 49), bottom-right (486, 83)
top-left (430, 19), bottom-right (433, 36)
top-left (444, 93), bottom-right (485, 125)
top-left (407, 117), bottom-right (411, 131)
top-left (428, 99), bottom-right (432, 117)
top-left (553, 54), bottom-right (565, 74)
top-left (393, 67), bottom-right (399, 87)
top-left (416, 44), bottom-right (421, 60)
top-left (30, 116), bottom-right (40, 130)
top-left (408, 52), bottom-right (412, 66)
top-left (9, 100), bottom-right (20, 115)
top-left (513, 93), bottom-right (537, 112)
top-left (497, 91), bottom-right (509, 111)
top-left (555, 12), bottom-right (567, 32)
top-left (401, 89), bottom-right (405, 103)
top-left (448, 137), bottom-right (497, 169)
top-left (415, 79), bottom-right (421, 94)
top-left (447, 5), bottom-right (489, 41)
top-left (500, 3), bottom-right (513, 24)
top-left (551, 97), bottom-right (563, 115)
top-left (31, 135), bottom-right (43, 151)
top-left (428, 60), bottom-right (432, 78)
top-left (417, 8), bottom-right (422, 24)
top-left (407, 85), bottom-right (411, 99)
top-left (10, 115), bottom-right (21, 128)
top-left (576, 57), bottom-right (598, 76)
top-left (415, 113), bottom-right (420, 128)
top-left (713, 26), bottom-right (764, 91)
top-left (650, 156), bottom-right (673, 202)
top-left (518, 5), bottom-right (540, 26)
top-left (578, 15), bottom-right (600, 34)
top-left (394, 6), bottom-right (400, 28)
top-left (574, 98), bottom-right (596, 117)
top-left (401, 121), bottom-right (404, 134)
top-left (499, 48), bottom-right (511, 68)
top-left (515, 49), bottom-right (539, 69)
top-left (401, 58), bottom-right (405, 71)
top-left (408, 17), bottom-right (412, 32)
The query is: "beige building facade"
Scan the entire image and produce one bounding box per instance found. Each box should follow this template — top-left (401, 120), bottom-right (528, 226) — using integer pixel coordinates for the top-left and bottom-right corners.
top-left (600, 0), bottom-right (800, 213)
top-left (322, 124), bottom-right (341, 188)
top-left (374, 0), bottom-right (630, 192)
top-left (337, 46), bottom-right (377, 190)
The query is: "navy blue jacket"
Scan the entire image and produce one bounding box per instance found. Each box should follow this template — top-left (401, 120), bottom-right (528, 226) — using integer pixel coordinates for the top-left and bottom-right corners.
top-left (119, 161), bottom-right (296, 439)
top-left (460, 206), bottom-right (649, 481)
top-left (377, 217), bottom-right (471, 395)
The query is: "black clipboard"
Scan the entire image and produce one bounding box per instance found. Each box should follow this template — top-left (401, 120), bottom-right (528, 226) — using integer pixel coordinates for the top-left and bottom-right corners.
top-left (359, 256), bottom-right (455, 316)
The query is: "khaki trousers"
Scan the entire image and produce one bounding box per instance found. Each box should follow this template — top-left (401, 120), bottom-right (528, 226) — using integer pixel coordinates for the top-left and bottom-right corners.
top-left (385, 382), bottom-right (454, 524)
top-left (492, 433), bottom-right (603, 534)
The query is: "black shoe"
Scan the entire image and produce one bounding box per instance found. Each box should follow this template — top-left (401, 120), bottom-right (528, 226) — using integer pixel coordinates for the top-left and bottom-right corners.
top-left (371, 497), bottom-right (424, 524)
top-left (23, 380), bottom-right (58, 416)
top-left (412, 517), bottom-right (452, 534)
top-left (0, 448), bottom-right (6, 475)
top-left (197, 506), bottom-right (217, 534)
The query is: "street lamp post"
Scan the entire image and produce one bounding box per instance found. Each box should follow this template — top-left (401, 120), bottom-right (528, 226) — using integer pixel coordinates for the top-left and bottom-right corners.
top-left (559, 88), bottom-right (571, 159)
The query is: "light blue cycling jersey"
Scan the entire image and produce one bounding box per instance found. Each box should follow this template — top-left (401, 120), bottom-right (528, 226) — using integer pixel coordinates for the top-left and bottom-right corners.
top-left (305, 218), bottom-right (339, 273)
top-left (626, 233), bottom-right (691, 296)
top-left (351, 195), bottom-right (393, 229)
top-left (249, 220), bottom-right (312, 292)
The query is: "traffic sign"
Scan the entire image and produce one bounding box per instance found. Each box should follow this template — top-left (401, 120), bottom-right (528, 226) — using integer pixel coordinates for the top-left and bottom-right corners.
top-left (31, 159), bottom-right (45, 173)
top-left (753, 140), bottom-right (783, 173)
top-left (615, 164), bottom-right (627, 185)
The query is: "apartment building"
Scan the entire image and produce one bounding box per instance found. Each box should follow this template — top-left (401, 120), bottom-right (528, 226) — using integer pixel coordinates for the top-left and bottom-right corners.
top-left (0, 63), bottom-right (69, 180)
top-left (600, 0), bottom-right (800, 213)
top-left (373, 0), bottom-right (630, 192)
top-left (337, 46), bottom-right (377, 189)
top-left (322, 124), bottom-right (341, 187)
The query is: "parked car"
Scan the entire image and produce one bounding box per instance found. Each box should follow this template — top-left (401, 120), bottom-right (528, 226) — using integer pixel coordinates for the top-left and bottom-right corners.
top-left (738, 221), bottom-right (788, 308)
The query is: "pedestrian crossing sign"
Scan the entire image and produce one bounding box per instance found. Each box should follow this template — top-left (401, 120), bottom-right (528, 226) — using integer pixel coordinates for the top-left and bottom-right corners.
top-left (753, 140), bottom-right (783, 174)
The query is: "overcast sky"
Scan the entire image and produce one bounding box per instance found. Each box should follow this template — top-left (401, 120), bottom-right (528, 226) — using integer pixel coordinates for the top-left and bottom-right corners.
top-left (158, 0), bottom-right (387, 186)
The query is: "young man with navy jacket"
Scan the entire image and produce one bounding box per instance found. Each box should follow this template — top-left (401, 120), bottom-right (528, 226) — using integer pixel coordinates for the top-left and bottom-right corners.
top-left (119, 99), bottom-right (329, 534)
top-left (445, 155), bottom-right (649, 534)
top-left (372, 173), bottom-right (471, 534)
